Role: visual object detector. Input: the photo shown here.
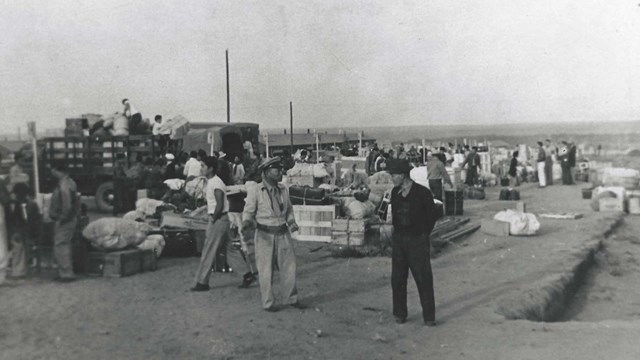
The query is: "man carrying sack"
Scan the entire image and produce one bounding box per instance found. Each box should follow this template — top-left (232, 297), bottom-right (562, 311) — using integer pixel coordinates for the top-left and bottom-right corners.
top-left (387, 158), bottom-right (438, 326)
top-left (242, 157), bottom-right (305, 312)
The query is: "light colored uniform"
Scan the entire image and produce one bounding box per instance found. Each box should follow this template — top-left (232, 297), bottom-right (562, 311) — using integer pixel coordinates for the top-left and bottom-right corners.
top-left (243, 181), bottom-right (299, 309)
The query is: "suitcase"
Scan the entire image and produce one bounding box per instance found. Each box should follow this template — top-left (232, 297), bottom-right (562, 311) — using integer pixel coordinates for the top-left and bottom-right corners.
top-left (289, 186), bottom-right (330, 205)
top-left (500, 177), bottom-right (510, 186)
top-left (160, 229), bottom-right (198, 257)
top-left (499, 189), bottom-right (520, 201)
top-left (510, 190), bottom-right (520, 201)
top-left (444, 189), bottom-right (464, 215)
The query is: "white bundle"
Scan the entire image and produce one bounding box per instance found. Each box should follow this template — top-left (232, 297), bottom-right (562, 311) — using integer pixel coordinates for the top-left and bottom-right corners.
top-left (494, 210), bottom-right (540, 236)
top-left (82, 218), bottom-right (153, 250)
top-left (163, 179), bottom-right (185, 191)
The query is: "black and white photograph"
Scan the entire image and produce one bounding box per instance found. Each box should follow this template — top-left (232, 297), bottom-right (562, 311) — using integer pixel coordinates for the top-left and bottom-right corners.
top-left (2, 1), bottom-right (640, 359)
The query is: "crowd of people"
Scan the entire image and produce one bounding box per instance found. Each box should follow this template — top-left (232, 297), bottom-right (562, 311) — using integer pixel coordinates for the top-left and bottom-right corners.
top-left (536, 139), bottom-right (578, 187)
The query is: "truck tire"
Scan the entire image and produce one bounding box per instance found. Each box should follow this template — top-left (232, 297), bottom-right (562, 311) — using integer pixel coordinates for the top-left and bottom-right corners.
top-left (95, 181), bottom-right (115, 213)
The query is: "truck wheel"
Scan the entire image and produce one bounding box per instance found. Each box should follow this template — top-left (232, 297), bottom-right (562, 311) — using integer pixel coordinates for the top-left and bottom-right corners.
top-left (95, 181), bottom-right (115, 213)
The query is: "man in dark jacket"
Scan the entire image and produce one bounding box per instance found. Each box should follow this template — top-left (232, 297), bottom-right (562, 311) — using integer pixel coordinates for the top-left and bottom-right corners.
top-left (387, 159), bottom-right (437, 326)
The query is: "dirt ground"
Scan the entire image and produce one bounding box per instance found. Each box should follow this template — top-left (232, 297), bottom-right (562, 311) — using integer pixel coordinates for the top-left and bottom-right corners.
top-left (3, 181), bottom-right (640, 360)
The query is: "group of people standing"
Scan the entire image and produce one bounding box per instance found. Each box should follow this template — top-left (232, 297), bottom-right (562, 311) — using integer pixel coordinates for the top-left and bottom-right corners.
top-left (536, 139), bottom-right (577, 187)
top-left (0, 161), bottom-right (80, 284)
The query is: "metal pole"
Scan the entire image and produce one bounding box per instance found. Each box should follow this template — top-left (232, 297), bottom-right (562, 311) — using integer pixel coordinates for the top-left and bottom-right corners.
top-left (226, 49), bottom-right (230, 123)
top-left (265, 133), bottom-right (269, 159)
top-left (422, 139), bottom-right (426, 164)
top-left (358, 131), bottom-right (362, 156)
top-left (289, 102), bottom-right (293, 154)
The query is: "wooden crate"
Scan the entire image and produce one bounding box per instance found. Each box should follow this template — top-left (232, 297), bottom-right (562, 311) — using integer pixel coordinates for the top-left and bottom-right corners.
top-left (331, 218), bottom-right (370, 246)
top-left (160, 211), bottom-right (209, 231)
top-left (286, 175), bottom-right (315, 187)
top-left (629, 198), bottom-right (640, 215)
top-left (85, 249), bottom-right (155, 277)
top-left (293, 205), bottom-right (337, 242)
top-left (140, 249), bottom-right (158, 271)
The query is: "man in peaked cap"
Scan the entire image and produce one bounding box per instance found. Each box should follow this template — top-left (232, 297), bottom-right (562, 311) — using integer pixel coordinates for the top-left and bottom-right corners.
top-left (242, 157), bottom-right (305, 312)
top-left (387, 158), bottom-right (438, 326)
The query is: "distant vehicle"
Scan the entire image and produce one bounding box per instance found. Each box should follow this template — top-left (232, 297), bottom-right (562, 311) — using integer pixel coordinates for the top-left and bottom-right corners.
top-left (25, 122), bottom-right (261, 213)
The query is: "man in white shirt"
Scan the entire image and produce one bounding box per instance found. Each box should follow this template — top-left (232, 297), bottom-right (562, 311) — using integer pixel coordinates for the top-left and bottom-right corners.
top-left (191, 156), bottom-right (230, 291)
top-left (183, 151), bottom-right (202, 180)
top-left (152, 115), bottom-right (171, 153)
top-left (232, 155), bottom-right (245, 185)
top-left (122, 98), bottom-right (143, 135)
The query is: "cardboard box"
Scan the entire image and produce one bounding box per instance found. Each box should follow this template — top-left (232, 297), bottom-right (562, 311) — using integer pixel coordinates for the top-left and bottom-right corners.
top-left (599, 198), bottom-right (625, 213)
top-left (331, 232), bottom-right (365, 246)
top-left (160, 211), bottom-right (209, 231)
top-left (481, 219), bottom-right (510, 236)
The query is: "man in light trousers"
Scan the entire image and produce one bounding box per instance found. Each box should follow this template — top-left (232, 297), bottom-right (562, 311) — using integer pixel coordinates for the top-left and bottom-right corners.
top-left (242, 157), bottom-right (305, 312)
top-left (49, 162), bottom-right (80, 282)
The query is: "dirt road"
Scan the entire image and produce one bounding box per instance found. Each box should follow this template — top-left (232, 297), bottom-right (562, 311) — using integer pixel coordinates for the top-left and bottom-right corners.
top-left (3, 183), bottom-right (640, 360)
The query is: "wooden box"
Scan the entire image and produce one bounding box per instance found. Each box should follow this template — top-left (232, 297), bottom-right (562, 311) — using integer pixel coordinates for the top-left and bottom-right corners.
top-left (140, 249), bottom-right (158, 271)
top-left (331, 218), bottom-right (369, 246)
top-left (293, 205), bottom-right (337, 242)
top-left (86, 249), bottom-right (155, 277)
top-left (628, 198), bottom-right (640, 215)
top-left (599, 198), bottom-right (626, 213)
top-left (481, 219), bottom-right (510, 236)
top-left (161, 211), bottom-right (209, 231)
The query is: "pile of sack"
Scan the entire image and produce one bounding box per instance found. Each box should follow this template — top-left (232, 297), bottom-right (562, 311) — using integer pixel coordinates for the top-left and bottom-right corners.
top-left (82, 218), bottom-right (164, 256)
top-left (494, 209), bottom-right (540, 236)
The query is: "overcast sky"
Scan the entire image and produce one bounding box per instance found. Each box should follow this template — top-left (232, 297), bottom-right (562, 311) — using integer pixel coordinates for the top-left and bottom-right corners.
top-left (2, 0), bottom-right (640, 133)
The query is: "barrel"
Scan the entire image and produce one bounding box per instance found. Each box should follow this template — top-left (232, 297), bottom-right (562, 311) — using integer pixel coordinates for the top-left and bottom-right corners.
top-left (444, 189), bottom-right (464, 216)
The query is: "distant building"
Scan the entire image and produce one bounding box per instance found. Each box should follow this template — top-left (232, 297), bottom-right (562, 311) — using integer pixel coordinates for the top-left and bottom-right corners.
top-left (261, 131), bottom-right (376, 156)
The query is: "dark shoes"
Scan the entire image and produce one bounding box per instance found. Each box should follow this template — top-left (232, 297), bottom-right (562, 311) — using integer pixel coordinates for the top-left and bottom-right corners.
top-left (289, 302), bottom-right (307, 310)
top-left (238, 272), bottom-right (257, 289)
top-left (190, 283), bottom-right (210, 292)
top-left (264, 306), bottom-right (279, 313)
top-left (424, 320), bottom-right (437, 327)
top-left (395, 317), bottom-right (407, 324)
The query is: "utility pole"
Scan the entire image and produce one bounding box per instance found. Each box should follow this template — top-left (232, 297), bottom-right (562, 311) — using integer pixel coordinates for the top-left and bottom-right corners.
top-left (226, 49), bottom-right (230, 123)
top-left (290, 102), bottom-right (294, 154)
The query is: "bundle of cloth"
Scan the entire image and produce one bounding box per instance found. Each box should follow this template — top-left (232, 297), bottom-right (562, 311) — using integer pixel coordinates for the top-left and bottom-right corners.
top-left (82, 218), bottom-right (153, 251)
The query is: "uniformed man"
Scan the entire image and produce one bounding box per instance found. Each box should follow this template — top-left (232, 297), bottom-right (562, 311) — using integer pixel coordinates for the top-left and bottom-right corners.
top-left (49, 162), bottom-right (81, 282)
top-left (242, 157), bottom-right (305, 312)
top-left (387, 159), bottom-right (438, 326)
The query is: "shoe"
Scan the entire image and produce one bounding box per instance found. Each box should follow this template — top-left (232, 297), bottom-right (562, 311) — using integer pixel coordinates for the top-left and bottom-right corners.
top-left (190, 283), bottom-right (210, 292)
top-left (424, 320), bottom-right (437, 327)
top-left (289, 302), bottom-right (308, 310)
top-left (395, 317), bottom-right (406, 324)
top-left (238, 273), bottom-right (256, 289)
top-left (264, 306), bottom-right (279, 313)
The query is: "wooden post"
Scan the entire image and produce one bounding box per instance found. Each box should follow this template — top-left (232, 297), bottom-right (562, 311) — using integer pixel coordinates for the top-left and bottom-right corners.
top-left (316, 133), bottom-right (320, 163)
top-left (289, 102), bottom-right (294, 155)
top-left (226, 49), bottom-right (230, 123)
top-left (422, 139), bottom-right (426, 164)
top-left (265, 133), bottom-right (270, 159)
top-left (28, 122), bottom-right (40, 200)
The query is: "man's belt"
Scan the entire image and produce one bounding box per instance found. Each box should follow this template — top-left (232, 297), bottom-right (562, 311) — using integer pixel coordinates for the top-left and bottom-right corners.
top-left (256, 223), bottom-right (289, 234)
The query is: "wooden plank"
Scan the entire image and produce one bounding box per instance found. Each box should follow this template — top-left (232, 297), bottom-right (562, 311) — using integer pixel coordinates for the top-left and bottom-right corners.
top-left (539, 213), bottom-right (584, 220)
top-left (160, 211), bottom-right (209, 230)
top-left (297, 220), bottom-right (333, 228)
top-left (481, 219), bottom-right (510, 236)
top-left (294, 234), bottom-right (332, 243)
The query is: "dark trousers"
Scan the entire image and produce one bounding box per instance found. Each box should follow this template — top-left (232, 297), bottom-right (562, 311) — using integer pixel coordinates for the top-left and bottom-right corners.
top-left (465, 166), bottom-right (478, 186)
top-left (561, 161), bottom-right (572, 185)
top-left (428, 179), bottom-right (443, 202)
top-left (392, 231), bottom-right (435, 322)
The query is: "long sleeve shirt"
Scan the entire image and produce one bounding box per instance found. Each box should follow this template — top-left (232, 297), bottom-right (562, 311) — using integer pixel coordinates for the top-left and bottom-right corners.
top-left (49, 175), bottom-right (79, 224)
top-left (243, 181), bottom-right (297, 227)
top-left (426, 158), bottom-right (453, 186)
